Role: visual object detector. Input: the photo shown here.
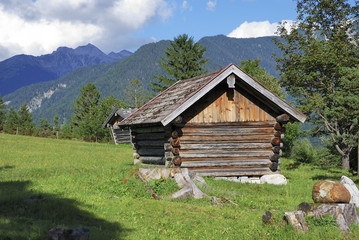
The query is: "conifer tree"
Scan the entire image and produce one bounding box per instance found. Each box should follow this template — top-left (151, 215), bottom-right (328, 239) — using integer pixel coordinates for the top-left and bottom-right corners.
top-left (124, 79), bottom-right (149, 108)
top-left (70, 83), bottom-right (100, 140)
top-left (18, 102), bottom-right (36, 136)
top-left (4, 107), bottom-right (19, 134)
top-left (0, 95), bottom-right (6, 131)
top-left (151, 34), bottom-right (208, 93)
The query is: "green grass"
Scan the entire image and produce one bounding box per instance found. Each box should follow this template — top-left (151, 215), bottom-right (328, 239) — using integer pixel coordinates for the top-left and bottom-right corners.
top-left (1, 133), bottom-right (359, 239)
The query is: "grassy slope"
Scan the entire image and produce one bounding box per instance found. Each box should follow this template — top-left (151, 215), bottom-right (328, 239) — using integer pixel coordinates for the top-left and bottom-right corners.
top-left (1, 133), bottom-right (359, 239)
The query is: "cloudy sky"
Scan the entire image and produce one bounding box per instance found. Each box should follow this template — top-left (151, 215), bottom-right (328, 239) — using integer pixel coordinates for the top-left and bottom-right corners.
top-left (0, 0), bottom-right (298, 61)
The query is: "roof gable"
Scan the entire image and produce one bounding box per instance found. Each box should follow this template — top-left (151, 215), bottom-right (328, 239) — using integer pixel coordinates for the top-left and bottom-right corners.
top-left (119, 64), bottom-right (306, 126)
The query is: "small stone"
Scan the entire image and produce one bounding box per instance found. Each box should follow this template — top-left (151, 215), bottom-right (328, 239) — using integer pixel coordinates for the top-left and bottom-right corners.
top-left (260, 174), bottom-right (287, 185)
top-left (250, 177), bottom-right (261, 184)
top-left (262, 211), bottom-right (274, 224)
top-left (312, 180), bottom-right (351, 203)
top-left (133, 159), bottom-right (142, 165)
top-left (239, 176), bottom-right (249, 183)
top-left (71, 228), bottom-right (90, 240)
top-left (214, 177), bottom-right (240, 182)
top-left (340, 176), bottom-right (359, 207)
top-left (297, 202), bottom-right (314, 213)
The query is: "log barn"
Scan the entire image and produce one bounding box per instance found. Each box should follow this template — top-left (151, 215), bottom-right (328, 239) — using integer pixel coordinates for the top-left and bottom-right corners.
top-left (103, 108), bottom-right (136, 144)
top-left (118, 64), bottom-right (306, 177)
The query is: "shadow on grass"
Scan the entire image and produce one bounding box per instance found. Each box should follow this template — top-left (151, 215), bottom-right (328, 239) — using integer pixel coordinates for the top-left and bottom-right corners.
top-left (311, 168), bottom-right (351, 181)
top-left (0, 165), bottom-right (14, 171)
top-left (0, 180), bottom-right (130, 239)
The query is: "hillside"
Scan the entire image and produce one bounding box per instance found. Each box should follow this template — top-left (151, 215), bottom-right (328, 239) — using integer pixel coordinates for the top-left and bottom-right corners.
top-left (1, 133), bottom-right (357, 239)
top-left (0, 44), bottom-right (132, 96)
top-left (3, 35), bottom-right (282, 123)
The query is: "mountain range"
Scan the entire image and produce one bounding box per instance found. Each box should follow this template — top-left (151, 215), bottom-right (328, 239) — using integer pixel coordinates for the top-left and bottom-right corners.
top-left (0, 44), bottom-right (132, 96)
top-left (2, 35), bottom-right (283, 124)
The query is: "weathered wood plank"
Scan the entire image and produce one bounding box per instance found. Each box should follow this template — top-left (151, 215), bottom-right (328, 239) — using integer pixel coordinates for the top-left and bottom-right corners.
top-left (140, 156), bottom-right (165, 165)
top-left (180, 143), bottom-right (272, 150)
top-left (183, 121), bottom-right (276, 128)
top-left (131, 126), bottom-right (166, 134)
top-left (180, 138), bottom-right (272, 144)
top-left (181, 159), bottom-right (271, 167)
top-left (192, 168), bottom-right (273, 177)
top-left (133, 132), bottom-right (167, 140)
top-left (137, 148), bottom-right (164, 156)
top-left (235, 90), bottom-right (240, 122)
top-left (181, 129), bottom-right (274, 136)
top-left (180, 151), bottom-right (271, 158)
top-left (182, 157), bottom-right (269, 161)
top-left (179, 134), bottom-right (273, 141)
top-left (135, 140), bottom-right (168, 147)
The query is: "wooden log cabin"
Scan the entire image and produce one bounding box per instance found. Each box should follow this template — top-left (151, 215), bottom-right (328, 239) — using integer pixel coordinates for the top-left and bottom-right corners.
top-left (103, 107), bottom-right (136, 144)
top-left (118, 64), bottom-right (307, 177)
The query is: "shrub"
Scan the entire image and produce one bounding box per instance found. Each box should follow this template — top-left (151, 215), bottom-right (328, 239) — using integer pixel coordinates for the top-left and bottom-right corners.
top-left (290, 138), bottom-right (316, 164)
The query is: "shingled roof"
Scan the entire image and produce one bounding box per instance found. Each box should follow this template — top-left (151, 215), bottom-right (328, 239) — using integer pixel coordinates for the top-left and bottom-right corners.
top-left (102, 107), bottom-right (136, 128)
top-left (119, 64), bottom-right (306, 126)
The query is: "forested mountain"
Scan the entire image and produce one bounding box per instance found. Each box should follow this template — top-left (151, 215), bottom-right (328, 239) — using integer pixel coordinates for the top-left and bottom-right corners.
top-left (3, 35), bottom-right (282, 123)
top-left (0, 44), bottom-right (132, 96)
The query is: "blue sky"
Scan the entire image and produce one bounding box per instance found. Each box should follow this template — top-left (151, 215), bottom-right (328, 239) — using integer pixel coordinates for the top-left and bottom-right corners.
top-left (135, 0), bottom-right (298, 43)
top-left (0, 0), bottom-right (299, 61)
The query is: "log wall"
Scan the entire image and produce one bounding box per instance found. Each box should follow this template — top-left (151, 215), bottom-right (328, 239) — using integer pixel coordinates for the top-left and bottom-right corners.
top-left (131, 125), bottom-right (170, 165)
top-left (178, 122), bottom-right (276, 176)
top-left (111, 126), bottom-right (131, 144)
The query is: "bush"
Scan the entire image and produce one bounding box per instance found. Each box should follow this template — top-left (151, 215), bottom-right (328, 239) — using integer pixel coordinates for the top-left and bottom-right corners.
top-left (290, 137), bottom-right (342, 168)
top-left (291, 138), bottom-right (315, 164)
top-left (282, 122), bottom-right (301, 157)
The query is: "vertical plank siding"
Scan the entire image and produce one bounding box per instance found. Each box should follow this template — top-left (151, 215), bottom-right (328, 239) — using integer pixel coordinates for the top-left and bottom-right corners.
top-left (185, 84), bottom-right (275, 124)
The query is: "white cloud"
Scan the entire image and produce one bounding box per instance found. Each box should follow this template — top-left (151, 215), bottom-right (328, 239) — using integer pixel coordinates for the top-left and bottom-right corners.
top-left (182, 1), bottom-right (192, 11)
top-left (228, 20), bottom-right (295, 38)
top-left (206, 1), bottom-right (217, 11)
top-left (0, 0), bottom-right (172, 61)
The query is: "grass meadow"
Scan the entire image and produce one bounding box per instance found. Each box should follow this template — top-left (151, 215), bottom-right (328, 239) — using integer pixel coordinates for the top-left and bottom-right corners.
top-left (1, 133), bottom-right (359, 239)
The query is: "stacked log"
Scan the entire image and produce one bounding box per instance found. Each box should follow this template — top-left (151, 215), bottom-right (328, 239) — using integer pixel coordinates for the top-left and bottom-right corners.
top-left (165, 129), bottom-right (182, 167)
top-left (179, 122), bottom-right (275, 176)
top-left (131, 125), bottom-right (169, 165)
top-left (269, 114), bottom-right (290, 171)
top-left (111, 126), bottom-right (131, 144)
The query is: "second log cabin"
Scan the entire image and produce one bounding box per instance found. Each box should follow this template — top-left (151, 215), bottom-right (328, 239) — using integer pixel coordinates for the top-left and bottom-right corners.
top-left (118, 64), bottom-right (307, 177)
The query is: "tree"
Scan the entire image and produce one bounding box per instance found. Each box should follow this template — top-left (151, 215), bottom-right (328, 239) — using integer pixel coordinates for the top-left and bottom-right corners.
top-left (0, 95), bottom-right (6, 131)
top-left (151, 34), bottom-right (209, 93)
top-left (39, 118), bottom-right (53, 137)
top-left (274, 0), bottom-right (359, 169)
top-left (4, 107), bottom-right (19, 134)
top-left (70, 83), bottom-right (100, 140)
top-left (53, 115), bottom-right (60, 133)
top-left (18, 102), bottom-right (36, 136)
top-left (239, 59), bottom-right (285, 98)
top-left (124, 79), bottom-right (149, 108)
